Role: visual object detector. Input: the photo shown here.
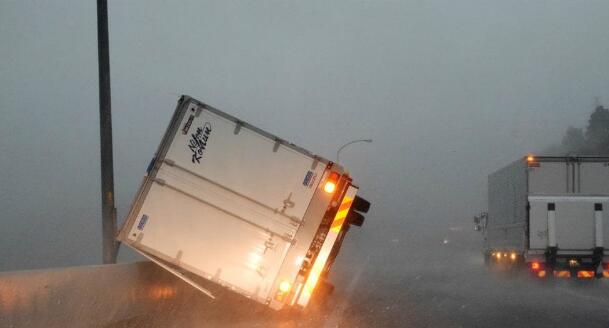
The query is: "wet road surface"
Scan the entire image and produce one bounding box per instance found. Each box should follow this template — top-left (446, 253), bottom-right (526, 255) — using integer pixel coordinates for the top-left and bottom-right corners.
top-left (328, 243), bottom-right (609, 328)
top-left (2, 227), bottom-right (609, 327)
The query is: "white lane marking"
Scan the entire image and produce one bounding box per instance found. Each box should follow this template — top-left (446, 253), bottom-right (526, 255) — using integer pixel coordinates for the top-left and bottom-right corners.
top-left (323, 255), bottom-right (370, 328)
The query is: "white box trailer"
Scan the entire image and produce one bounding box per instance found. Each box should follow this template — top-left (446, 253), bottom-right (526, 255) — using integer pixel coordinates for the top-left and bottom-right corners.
top-left (118, 96), bottom-right (369, 309)
top-left (478, 156), bottom-right (609, 277)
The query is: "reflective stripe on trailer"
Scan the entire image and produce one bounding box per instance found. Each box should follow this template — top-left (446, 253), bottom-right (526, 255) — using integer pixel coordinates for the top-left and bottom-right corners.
top-left (330, 200), bottom-right (353, 232)
top-left (296, 185), bottom-right (358, 307)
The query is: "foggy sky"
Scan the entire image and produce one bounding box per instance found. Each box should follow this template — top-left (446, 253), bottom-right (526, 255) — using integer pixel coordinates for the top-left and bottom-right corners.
top-left (1, 0), bottom-right (609, 270)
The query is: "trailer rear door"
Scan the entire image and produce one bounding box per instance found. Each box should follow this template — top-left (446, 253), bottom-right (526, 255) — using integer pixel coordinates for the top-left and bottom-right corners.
top-left (529, 196), bottom-right (609, 250)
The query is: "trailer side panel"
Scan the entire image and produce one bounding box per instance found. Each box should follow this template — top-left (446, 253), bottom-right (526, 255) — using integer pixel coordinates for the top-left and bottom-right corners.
top-left (487, 159), bottom-right (527, 251)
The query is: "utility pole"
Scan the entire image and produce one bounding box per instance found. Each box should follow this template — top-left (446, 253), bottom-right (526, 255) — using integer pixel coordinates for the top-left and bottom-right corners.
top-left (97, 0), bottom-right (118, 264)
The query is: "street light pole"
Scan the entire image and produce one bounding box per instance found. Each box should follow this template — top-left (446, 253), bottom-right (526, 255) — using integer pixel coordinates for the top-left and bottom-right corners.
top-left (97, 0), bottom-right (118, 264)
top-left (336, 139), bottom-right (372, 163)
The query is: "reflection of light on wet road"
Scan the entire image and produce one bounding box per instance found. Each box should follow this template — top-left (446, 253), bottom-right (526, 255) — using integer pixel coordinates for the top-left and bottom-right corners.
top-left (3, 243), bottom-right (609, 327)
top-left (148, 284), bottom-right (177, 300)
top-left (0, 287), bottom-right (18, 313)
top-left (0, 277), bottom-right (45, 315)
top-left (323, 255), bottom-right (370, 328)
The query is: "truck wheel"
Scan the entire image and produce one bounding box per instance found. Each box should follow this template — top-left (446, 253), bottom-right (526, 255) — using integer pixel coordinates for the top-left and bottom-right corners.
top-left (318, 280), bottom-right (335, 295)
top-left (348, 211), bottom-right (365, 227)
top-left (352, 196), bottom-right (371, 213)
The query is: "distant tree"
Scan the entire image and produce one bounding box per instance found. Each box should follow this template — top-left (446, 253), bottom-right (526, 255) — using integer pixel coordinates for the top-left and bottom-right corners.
top-left (542, 143), bottom-right (565, 156)
top-left (545, 103), bottom-right (609, 156)
top-left (561, 126), bottom-right (586, 155)
top-left (585, 106), bottom-right (609, 154)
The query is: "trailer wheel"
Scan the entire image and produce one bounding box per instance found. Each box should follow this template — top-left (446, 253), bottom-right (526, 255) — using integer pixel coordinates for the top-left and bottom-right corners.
top-left (320, 280), bottom-right (335, 295)
top-left (347, 211), bottom-right (365, 227)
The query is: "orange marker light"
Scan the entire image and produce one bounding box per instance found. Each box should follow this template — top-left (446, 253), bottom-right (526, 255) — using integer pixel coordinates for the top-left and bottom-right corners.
top-left (324, 181), bottom-right (336, 193)
top-left (323, 172), bottom-right (340, 194)
top-left (526, 154), bottom-right (540, 167)
top-left (531, 262), bottom-right (540, 270)
top-left (577, 271), bottom-right (595, 279)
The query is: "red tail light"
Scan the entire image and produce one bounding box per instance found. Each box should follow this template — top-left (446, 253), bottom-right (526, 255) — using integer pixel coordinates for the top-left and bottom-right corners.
top-left (530, 262), bottom-right (541, 271)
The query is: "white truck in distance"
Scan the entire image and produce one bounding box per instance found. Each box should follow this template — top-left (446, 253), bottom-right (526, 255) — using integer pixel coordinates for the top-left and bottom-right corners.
top-left (475, 156), bottom-right (609, 278)
top-left (118, 96), bottom-right (370, 310)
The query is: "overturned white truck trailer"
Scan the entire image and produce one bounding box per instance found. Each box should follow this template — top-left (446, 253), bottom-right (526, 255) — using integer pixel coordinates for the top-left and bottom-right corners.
top-left (118, 96), bottom-right (370, 310)
top-left (478, 156), bottom-right (609, 278)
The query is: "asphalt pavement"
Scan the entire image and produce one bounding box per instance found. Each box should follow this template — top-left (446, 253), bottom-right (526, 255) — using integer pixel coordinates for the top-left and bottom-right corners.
top-left (323, 228), bottom-right (609, 328)
top-left (2, 225), bottom-right (609, 327)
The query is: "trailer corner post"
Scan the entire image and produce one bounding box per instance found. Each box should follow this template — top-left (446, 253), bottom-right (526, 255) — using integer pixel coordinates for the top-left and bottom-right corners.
top-left (547, 204), bottom-right (557, 248)
top-left (595, 204), bottom-right (603, 248)
top-left (97, 0), bottom-right (118, 264)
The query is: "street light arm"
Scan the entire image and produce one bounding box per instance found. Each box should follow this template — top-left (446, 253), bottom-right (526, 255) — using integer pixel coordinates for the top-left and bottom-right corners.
top-left (336, 139), bottom-right (372, 163)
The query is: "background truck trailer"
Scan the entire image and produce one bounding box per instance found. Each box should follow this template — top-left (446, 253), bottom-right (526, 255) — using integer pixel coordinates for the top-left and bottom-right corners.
top-left (476, 156), bottom-right (609, 278)
top-left (118, 95), bottom-right (370, 310)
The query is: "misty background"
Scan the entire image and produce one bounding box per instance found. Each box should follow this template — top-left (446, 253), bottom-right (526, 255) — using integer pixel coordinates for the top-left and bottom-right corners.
top-left (1, 1), bottom-right (608, 271)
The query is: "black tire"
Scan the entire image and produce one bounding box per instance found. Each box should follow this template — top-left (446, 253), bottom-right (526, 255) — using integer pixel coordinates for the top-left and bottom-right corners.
top-left (352, 196), bottom-right (371, 213)
top-left (347, 210), bottom-right (365, 227)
